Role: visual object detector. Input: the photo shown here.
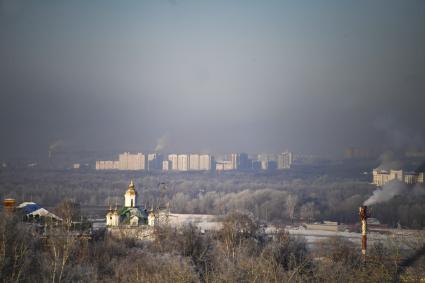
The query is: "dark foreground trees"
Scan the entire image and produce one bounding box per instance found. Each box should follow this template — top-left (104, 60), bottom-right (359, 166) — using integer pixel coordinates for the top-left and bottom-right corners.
top-left (1, 211), bottom-right (424, 282)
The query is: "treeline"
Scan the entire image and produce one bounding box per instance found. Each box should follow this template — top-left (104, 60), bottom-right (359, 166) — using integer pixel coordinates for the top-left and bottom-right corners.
top-left (372, 188), bottom-right (425, 229)
top-left (1, 170), bottom-right (425, 228)
top-left (1, 211), bottom-right (424, 282)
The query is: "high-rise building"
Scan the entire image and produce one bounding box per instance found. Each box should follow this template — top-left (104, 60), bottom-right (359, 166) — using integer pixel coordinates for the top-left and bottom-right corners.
top-left (418, 172), bottom-right (424, 183)
top-left (229, 153), bottom-right (239, 170)
top-left (162, 160), bottom-right (170, 171)
top-left (258, 153), bottom-right (271, 170)
top-left (118, 152), bottom-right (145, 170)
top-left (372, 169), bottom-right (391, 186)
top-left (238, 153), bottom-right (250, 170)
top-left (261, 160), bottom-right (268, 170)
top-left (267, 160), bottom-right (277, 170)
top-left (118, 153), bottom-right (128, 170)
top-left (278, 151), bottom-right (293, 169)
top-left (177, 154), bottom-right (189, 171)
top-left (373, 169), bottom-right (424, 186)
top-left (168, 154), bottom-right (178, 170)
top-left (216, 161), bottom-right (234, 171)
top-left (148, 154), bottom-right (156, 171)
top-left (147, 153), bottom-right (163, 171)
top-left (199, 154), bottom-right (212, 171)
top-left (189, 154), bottom-right (200, 171)
top-left (404, 173), bottom-right (418, 184)
top-left (389, 170), bottom-right (403, 182)
top-left (252, 160), bottom-right (261, 170)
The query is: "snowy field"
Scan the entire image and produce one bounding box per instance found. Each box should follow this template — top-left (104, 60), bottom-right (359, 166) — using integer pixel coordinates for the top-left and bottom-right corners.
top-left (283, 226), bottom-right (424, 250)
top-left (168, 213), bottom-right (223, 231)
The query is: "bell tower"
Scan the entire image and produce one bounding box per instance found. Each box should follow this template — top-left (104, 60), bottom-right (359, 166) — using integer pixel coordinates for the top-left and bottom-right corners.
top-left (124, 179), bottom-right (138, 208)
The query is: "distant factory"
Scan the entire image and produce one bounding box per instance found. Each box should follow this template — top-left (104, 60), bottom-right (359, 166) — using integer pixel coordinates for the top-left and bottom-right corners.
top-left (96, 151), bottom-right (293, 172)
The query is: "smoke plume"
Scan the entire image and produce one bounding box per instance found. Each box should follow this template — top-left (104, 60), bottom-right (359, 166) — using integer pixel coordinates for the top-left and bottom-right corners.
top-left (377, 150), bottom-right (403, 170)
top-left (363, 180), bottom-right (406, 206)
top-left (154, 135), bottom-right (168, 152)
top-left (48, 140), bottom-right (65, 158)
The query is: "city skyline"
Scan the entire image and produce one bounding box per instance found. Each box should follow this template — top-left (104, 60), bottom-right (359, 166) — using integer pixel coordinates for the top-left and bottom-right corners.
top-left (96, 151), bottom-right (293, 171)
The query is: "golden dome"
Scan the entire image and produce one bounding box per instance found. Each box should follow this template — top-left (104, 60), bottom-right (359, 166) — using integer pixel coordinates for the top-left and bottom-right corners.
top-left (125, 179), bottom-right (137, 195)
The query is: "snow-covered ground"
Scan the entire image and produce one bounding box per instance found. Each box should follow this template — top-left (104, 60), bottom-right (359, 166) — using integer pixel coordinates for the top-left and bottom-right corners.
top-left (283, 226), bottom-right (424, 250)
top-left (168, 213), bottom-right (222, 231)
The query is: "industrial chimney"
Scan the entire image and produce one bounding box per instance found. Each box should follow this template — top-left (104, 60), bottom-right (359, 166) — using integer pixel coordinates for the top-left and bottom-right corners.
top-left (359, 206), bottom-right (370, 257)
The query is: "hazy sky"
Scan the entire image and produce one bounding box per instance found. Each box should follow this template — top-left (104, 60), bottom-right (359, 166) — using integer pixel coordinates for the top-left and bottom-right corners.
top-left (1, 0), bottom-right (424, 158)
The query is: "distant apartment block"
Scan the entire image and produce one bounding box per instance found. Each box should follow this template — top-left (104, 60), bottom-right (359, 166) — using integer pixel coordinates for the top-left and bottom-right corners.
top-left (96, 152), bottom-right (145, 171)
top-left (199, 154), bottom-right (212, 171)
top-left (147, 153), bottom-right (163, 170)
top-left (168, 154), bottom-right (178, 170)
top-left (165, 153), bottom-right (212, 171)
top-left (162, 160), bottom-right (170, 171)
top-left (119, 152), bottom-right (145, 170)
top-left (177, 154), bottom-right (189, 171)
top-left (278, 151), bottom-right (293, 169)
top-left (259, 159), bottom-right (277, 170)
top-left (189, 154), bottom-right (200, 171)
top-left (257, 153), bottom-right (276, 170)
top-left (260, 160), bottom-right (267, 170)
top-left (216, 161), bottom-right (234, 171)
top-left (252, 160), bottom-right (261, 170)
top-left (216, 153), bottom-right (250, 171)
top-left (147, 153), bottom-right (156, 170)
top-left (96, 160), bottom-right (119, 170)
top-left (229, 153), bottom-right (238, 170)
top-left (96, 151), bottom-right (294, 172)
top-left (238, 153), bottom-right (250, 170)
top-left (372, 169), bottom-right (424, 186)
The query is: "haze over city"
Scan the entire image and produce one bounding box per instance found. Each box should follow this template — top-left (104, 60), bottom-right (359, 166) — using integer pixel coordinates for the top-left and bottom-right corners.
top-left (2, 1), bottom-right (425, 282)
top-left (1, 0), bottom-right (424, 159)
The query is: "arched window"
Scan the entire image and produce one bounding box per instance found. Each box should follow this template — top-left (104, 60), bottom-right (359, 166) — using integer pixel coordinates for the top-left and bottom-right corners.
top-left (131, 199), bottom-right (133, 207)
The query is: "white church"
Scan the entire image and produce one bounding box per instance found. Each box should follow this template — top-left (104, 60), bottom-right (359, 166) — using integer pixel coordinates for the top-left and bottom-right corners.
top-left (105, 180), bottom-right (221, 240)
top-left (106, 180), bottom-right (158, 228)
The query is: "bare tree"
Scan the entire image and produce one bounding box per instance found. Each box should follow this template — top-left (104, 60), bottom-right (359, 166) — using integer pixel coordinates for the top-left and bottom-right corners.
top-left (54, 199), bottom-right (81, 228)
top-left (219, 212), bottom-right (258, 260)
top-left (0, 214), bottom-right (38, 283)
top-left (45, 226), bottom-right (79, 283)
top-left (300, 202), bottom-right (316, 223)
top-left (286, 194), bottom-right (298, 223)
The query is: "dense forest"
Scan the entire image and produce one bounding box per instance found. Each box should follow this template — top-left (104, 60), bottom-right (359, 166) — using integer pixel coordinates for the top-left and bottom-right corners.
top-left (1, 169), bottom-right (425, 228)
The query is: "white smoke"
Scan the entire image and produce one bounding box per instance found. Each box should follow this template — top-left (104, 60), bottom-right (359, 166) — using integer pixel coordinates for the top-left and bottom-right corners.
top-left (154, 134), bottom-right (168, 152)
top-left (48, 139), bottom-right (65, 158)
top-left (377, 150), bottom-right (403, 170)
top-left (363, 180), bottom-right (406, 206)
